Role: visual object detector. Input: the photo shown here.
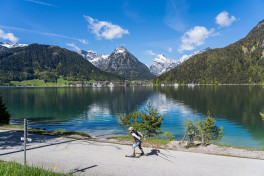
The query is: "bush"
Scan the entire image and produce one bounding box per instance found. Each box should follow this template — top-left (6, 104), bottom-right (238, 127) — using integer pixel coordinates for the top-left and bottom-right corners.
top-left (162, 129), bottom-right (175, 140)
top-left (120, 102), bottom-right (165, 138)
top-left (0, 94), bottom-right (10, 124)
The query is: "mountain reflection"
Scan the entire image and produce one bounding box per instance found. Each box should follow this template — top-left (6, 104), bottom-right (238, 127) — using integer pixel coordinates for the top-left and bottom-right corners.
top-left (156, 85), bottom-right (264, 144)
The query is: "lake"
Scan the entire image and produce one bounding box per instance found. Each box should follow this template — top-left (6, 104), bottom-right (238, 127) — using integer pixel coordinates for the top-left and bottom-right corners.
top-left (1, 85), bottom-right (264, 149)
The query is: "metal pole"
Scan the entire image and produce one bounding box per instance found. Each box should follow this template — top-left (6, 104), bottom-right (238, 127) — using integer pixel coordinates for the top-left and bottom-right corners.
top-left (24, 119), bottom-right (27, 166)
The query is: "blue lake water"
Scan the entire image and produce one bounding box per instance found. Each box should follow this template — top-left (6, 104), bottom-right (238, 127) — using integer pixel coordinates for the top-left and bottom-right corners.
top-left (1, 86), bottom-right (264, 149)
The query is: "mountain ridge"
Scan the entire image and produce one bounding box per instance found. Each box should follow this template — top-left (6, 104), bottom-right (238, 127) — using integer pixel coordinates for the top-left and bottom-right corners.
top-left (155, 20), bottom-right (264, 84)
top-left (0, 43), bottom-right (122, 84)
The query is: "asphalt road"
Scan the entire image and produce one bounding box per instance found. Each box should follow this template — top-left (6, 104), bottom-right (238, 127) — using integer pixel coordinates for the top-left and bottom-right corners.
top-left (1, 130), bottom-right (264, 176)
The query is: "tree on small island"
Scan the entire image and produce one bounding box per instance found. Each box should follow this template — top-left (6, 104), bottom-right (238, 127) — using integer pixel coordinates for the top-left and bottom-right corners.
top-left (0, 94), bottom-right (10, 124)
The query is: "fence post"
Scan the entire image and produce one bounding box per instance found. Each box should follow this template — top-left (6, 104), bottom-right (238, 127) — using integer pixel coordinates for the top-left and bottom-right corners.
top-left (24, 119), bottom-right (27, 166)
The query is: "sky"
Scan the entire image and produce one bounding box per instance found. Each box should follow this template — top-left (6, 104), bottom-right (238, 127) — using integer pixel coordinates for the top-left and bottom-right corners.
top-left (0, 0), bottom-right (263, 66)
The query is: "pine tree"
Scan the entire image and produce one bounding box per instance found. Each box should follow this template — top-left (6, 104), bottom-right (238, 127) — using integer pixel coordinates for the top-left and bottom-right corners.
top-left (120, 102), bottom-right (165, 137)
top-left (0, 94), bottom-right (10, 124)
top-left (198, 111), bottom-right (224, 145)
top-left (140, 102), bottom-right (165, 137)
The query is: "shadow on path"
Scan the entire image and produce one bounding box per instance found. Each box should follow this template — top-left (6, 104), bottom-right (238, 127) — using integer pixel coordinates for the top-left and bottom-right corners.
top-left (70, 165), bottom-right (98, 174)
top-left (0, 139), bottom-right (76, 156)
top-left (147, 149), bottom-right (175, 164)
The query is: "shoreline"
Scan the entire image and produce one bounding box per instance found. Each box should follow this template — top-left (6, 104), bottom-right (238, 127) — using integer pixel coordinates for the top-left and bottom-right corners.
top-left (1, 83), bottom-right (264, 88)
top-left (1, 125), bottom-right (264, 160)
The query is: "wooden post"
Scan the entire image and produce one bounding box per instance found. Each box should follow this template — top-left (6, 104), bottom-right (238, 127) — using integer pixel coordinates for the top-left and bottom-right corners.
top-left (24, 119), bottom-right (27, 166)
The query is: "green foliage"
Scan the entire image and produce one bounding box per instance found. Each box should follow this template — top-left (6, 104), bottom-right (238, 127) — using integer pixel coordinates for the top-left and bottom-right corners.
top-left (162, 129), bottom-right (175, 140)
top-left (0, 161), bottom-right (71, 176)
top-left (155, 20), bottom-right (264, 84)
top-left (183, 111), bottom-right (224, 145)
top-left (0, 44), bottom-right (122, 84)
top-left (120, 102), bottom-right (165, 137)
top-left (0, 94), bottom-right (10, 124)
top-left (260, 112), bottom-right (264, 120)
top-left (198, 111), bottom-right (224, 144)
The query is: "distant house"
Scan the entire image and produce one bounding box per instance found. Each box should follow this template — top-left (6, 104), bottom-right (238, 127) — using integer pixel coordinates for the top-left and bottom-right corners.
top-left (76, 83), bottom-right (83, 87)
top-left (93, 82), bottom-right (104, 87)
top-left (108, 82), bottom-right (115, 87)
top-left (161, 83), bottom-right (172, 86)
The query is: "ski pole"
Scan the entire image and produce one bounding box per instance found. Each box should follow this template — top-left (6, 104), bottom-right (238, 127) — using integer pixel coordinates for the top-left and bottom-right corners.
top-left (142, 140), bottom-right (160, 153)
top-left (143, 137), bottom-right (170, 153)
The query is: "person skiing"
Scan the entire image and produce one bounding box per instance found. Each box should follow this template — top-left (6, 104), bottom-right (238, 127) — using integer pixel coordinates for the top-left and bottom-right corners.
top-left (128, 127), bottom-right (145, 157)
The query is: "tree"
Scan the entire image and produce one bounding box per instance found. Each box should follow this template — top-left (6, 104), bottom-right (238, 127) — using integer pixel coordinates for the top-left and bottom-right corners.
top-left (182, 111), bottom-right (224, 145)
top-left (198, 111), bottom-right (224, 145)
top-left (120, 102), bottom-right (165, 137)
top-left (0, 94), bottom-right (10, 124)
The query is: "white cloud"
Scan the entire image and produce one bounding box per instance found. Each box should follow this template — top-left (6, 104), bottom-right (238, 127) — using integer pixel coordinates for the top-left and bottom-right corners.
top-left (178, 26), bottom-right (214, 52)
top-left (167, 47), bottom-right (173, 52)
top-left (144, 50), bottom-right (157, 56)
top-left (66, 43), bottom-right (81, 52)
top-left (216, 11), bottom-right (237, 27)
top-left (0, 29), bottom-right (19, 43)
top-left (78, 39), bottom-right (89, 44)
top-left (83, 15), bottom-right (129, 40)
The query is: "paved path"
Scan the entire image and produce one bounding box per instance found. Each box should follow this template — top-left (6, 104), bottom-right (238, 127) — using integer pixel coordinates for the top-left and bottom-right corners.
top-left (1, 130), bottom-right (264, 176)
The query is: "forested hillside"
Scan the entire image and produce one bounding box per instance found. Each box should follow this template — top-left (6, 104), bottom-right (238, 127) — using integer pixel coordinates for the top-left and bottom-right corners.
top-left (0, 44), bottom-right (122, 83)
top-left (155, 20), bottom-right (264, 84)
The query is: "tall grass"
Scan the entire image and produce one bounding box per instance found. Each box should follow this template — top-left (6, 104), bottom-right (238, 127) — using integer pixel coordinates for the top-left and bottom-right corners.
top-left (0, 161), bottom-right (72, 176)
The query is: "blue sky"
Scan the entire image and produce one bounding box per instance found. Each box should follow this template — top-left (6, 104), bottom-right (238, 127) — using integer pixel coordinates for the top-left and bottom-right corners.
top-left (0, 0), bottom-right (263, 66)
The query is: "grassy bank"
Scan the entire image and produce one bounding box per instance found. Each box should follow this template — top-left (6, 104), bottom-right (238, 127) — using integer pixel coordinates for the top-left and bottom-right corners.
top-left (10, 78), bottom-right (95, 87)
top-left (0, 160), bottom-right (72, 176)
top-left (109, 136), bottom-right (172, 147)
top-left (0, 124), bottom-right (90, 138)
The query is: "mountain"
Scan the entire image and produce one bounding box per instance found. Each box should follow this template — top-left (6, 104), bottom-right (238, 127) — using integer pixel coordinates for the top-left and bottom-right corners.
top-left (79, 50), bottom-right (109, 69)
top-left (102, 46), bottom-right (155, 79)
top-left (155, 20), bottom-right (264, 84)
top-left (0, 44), bottom-right (122, 84)
top-left (0, 42), bottom-right (27, 52)
top-left (150, 48), bottom-right (210, 76)
top-left (150, 55), bottom-right (178, 76)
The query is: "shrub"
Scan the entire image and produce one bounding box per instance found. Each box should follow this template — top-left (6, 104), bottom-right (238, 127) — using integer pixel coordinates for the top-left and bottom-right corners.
top-left (0, 94), bottom-right (10, 124)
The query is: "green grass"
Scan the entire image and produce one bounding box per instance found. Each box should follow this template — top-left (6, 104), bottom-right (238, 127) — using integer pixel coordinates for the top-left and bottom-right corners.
top-left (11, 78), bottom-right (69, 87)
top-left (10, 78), bottom-right (96, 87)
top-left (109, 136), bottom-right (172, 146)
top-left (52, 129), bottom-right (90, 137)
top-left (0, 160), bottom-right (72, 176)
top-left (216, 144), bottom-right (264, 151)
top-left (0, 124), bottom-right (24, 129)
top-left (0, 125), bottom-right (90, 138)
top-left (11, 79), bottom-right (46, 86)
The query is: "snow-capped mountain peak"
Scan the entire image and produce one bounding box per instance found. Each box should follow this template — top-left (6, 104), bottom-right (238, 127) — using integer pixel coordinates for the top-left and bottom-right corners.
top-left (150, 47), bottom-right (210, 76)
top-left (153, 55), bottom-right (170, 63)
top-left (113, 46), bottom-right (127, 54)
top-left (79, 49), bottom-right (109, 69)
top-left (0, 42), bottom-right (27, 48)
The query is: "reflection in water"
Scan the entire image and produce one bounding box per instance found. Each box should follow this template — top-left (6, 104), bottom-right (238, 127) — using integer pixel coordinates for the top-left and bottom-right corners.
top-left (1, 86), bottom-right (264, 148)
top-left (156, 85), bottom-right (264, 148)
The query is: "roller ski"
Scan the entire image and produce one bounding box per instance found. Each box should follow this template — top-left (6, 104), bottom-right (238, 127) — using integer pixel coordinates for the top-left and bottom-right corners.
top-left (125, 154), bottom-right (140, 158)
top-left (137, 152), bottom-right (148, 156)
